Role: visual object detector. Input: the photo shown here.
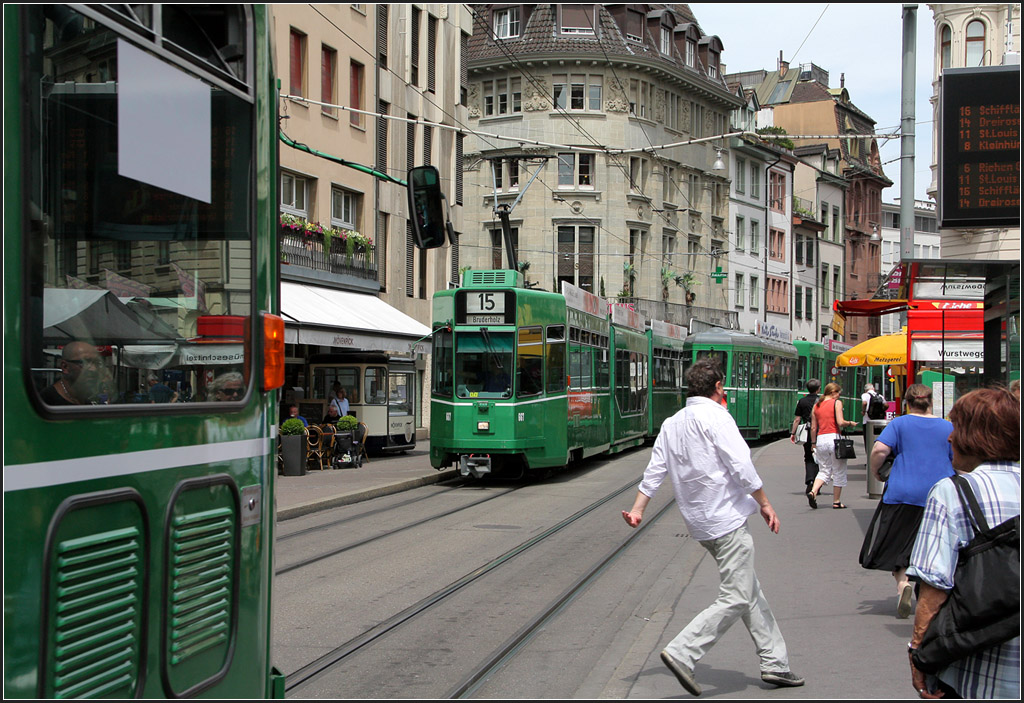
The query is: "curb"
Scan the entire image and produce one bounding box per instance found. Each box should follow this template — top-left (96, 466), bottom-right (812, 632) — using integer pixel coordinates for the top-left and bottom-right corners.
top-left (276, 469), bottom-right (460, 521)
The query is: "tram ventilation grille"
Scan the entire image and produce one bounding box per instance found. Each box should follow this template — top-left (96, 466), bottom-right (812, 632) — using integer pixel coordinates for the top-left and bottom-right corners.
top-left (168, 507), bottom-right (234, 667)
top-left (467, 270), bottom-right (517, 287)
top-left (52, 527), bottom-right (143, 698)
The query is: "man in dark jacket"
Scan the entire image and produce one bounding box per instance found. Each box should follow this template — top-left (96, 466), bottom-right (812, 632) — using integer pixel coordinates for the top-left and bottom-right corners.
top-left (791, 379), bottom-right (821, 491)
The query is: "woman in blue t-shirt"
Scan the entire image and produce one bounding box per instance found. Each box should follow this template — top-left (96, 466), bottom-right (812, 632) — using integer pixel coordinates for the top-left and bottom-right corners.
top-left (859, 384), bottom-right (953, 620)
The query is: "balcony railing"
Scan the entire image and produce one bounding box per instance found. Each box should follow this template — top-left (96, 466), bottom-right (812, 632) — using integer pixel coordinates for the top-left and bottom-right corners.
top-left (280, 230), bottom-right (377, 281)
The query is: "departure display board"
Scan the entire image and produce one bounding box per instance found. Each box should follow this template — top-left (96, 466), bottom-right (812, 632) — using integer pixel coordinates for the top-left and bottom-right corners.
top-left (938, 65), bottom-right (1020, 228)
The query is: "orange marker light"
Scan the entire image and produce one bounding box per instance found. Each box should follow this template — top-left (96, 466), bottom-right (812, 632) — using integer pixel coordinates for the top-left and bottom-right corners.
top-left (263, 313), bottom-right (285, 391)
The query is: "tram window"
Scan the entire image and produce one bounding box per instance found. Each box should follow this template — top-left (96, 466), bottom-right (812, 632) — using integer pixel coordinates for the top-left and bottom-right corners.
top-left (314, 367), bottom-right (361, 405)
top-left (516, 327), bottom-right (544, 397)
top-left (454, 331), bottom-right (513, 398)
top-left (696, 350), bottom-right (727, 376)
top-left (432, 330), bottom-right (453, 397)
top-left (545, 325), bottom-right (566, 394)
top-left (24, 5), bottom-right (255, 409)
top-left (388, 373), bottom-right (414, 415)
top-left (595, 347), bottom-right (610, 389)
top-left (364, 367), bottom-right (388, 404)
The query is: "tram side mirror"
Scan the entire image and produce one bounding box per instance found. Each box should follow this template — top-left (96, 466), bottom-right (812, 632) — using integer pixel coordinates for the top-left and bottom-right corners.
top-left (407, 166), bottom-right (447, 249)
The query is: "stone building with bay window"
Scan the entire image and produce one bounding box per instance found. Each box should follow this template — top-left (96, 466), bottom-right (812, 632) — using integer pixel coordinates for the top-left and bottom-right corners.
top-left (462, 4), bottom-right (742, 329)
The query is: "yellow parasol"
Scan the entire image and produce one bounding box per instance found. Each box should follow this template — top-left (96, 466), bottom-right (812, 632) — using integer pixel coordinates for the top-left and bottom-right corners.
top-left (836, 330), bottom-right (908, 367)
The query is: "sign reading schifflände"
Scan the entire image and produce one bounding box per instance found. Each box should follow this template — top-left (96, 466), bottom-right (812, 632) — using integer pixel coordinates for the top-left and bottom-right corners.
top-left (939, 65), bottom-right (1021, 228)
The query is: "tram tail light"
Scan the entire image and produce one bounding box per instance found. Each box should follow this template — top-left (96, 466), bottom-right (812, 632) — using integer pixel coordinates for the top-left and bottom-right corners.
top-left (262, 313), bottom-right (286, 391)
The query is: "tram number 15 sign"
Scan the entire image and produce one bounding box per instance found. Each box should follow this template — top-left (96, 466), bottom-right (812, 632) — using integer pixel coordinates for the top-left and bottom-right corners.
top-left (466, 292), bottom-right (506, 325)
top-left (938, 65), bottom-right (1020, 229)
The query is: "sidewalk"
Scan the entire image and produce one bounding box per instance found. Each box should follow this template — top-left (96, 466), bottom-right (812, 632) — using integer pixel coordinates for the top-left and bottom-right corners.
top-left (275, 449), bottom-right (457, 520)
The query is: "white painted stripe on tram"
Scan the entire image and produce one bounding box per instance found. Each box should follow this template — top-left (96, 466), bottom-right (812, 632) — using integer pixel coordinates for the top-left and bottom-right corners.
top-left (3, 437), bottom-right (273, 493)
top-left (432, 396), bottom-right (567, 408)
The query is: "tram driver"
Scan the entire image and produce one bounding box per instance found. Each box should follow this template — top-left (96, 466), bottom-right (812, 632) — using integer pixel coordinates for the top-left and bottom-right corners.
top-left (482, 356), bottom-right (511, 395)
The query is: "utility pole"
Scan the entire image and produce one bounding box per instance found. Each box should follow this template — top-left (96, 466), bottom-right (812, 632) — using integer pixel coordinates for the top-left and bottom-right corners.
top-left (900, 5), bottom-right (917, 261)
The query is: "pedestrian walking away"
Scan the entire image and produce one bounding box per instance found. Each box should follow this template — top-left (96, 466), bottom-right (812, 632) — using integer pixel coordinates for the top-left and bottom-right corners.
top-left (859, 384), bottom-right (953, 620)
top-left (807, 382), bottom-right (857, 509)
top-left (622, 360), bottom-right (804, 696)
top-left (791, 378), bottom-right (820, 492)
top-left (907, 388), bottom-right (1020, 699)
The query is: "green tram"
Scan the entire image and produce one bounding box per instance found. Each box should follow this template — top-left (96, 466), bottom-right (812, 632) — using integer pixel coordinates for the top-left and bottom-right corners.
top-left (429, 274), bottom-right (880, 476)
top-left (4, 5), bottom-right (288, 697)
top-left (684, 330), bottom-right (799, 439)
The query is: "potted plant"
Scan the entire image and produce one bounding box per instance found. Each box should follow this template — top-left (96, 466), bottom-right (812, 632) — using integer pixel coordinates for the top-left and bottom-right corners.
top-left (280, 419), bottom-right (307, 476)
top-left (334, 414), bottom-right (358, 453)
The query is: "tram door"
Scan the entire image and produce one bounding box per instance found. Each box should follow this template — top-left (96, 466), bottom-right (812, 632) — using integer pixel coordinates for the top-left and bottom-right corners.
top-left (732, 351), bottom-right (761, 435)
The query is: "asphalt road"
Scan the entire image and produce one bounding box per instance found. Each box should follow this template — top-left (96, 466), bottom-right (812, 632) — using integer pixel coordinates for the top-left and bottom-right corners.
top-left (273, 438), bottom-right (917, 699)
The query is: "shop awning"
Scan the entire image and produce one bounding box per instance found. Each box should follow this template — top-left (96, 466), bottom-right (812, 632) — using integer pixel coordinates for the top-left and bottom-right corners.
top-left (836, 331), bottom-right (908, 367)
top-left (280, 282), bottom-right (432, 354)
top-left (833, 299), bottom-right (911, 317)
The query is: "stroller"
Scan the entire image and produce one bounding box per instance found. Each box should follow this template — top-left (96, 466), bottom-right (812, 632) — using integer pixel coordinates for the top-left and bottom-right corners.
top-left (331, 421), bottom-right (368, 469)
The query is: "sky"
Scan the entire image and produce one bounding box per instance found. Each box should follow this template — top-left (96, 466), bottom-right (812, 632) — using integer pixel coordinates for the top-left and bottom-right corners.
top-left (688, 3), bottom-right (937, 204)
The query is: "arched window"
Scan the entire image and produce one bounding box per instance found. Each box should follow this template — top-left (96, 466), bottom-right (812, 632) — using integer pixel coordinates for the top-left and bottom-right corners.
top-left (965, 20), bottom-right (986, 67)
top-left (940, 25), bottom-right (952, 69)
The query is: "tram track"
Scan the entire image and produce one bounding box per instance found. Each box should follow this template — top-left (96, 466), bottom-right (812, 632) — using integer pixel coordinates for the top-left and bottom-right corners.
top-left (282, 475), bottom-right (644, 696)
top-left (275, 483), bottom-right (523, 575)
top-left (446, 498), bottom-right (676, 699)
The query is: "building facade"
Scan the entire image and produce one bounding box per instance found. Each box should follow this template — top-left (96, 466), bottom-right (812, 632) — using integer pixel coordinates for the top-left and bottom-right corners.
top-left (462, 3), bottom-right (741, 329)
top-left (271, 3), bottom-right (470, 437)
top-left (732, 60), bottom-right (892, 346)
top-left (879, 199), bottom-right (941, 336)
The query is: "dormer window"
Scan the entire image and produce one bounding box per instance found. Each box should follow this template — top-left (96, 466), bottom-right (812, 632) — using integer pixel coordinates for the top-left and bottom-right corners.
top-left (560, 4), bottom-right (595, 35)
top-left (707, 50), bottom-right (720, 78)
top-left (493, 7), bottom-right (520, 39)
top-left (660, 26), bottom-right (671, 55)
top-left (623, 8), bottom-right (643, 42)
top-left (686, 40), bottom-right (696, 67)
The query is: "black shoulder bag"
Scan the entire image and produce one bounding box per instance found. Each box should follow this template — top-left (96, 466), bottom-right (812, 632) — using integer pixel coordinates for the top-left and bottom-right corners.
top-left (833, 400), bottom-right (856, 459)
top-left (912, 475), bottom-right (1021, 674)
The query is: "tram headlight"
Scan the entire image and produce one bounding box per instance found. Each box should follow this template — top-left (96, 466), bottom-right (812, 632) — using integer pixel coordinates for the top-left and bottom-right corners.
top-left (477, 421), bottom-right (490, 431)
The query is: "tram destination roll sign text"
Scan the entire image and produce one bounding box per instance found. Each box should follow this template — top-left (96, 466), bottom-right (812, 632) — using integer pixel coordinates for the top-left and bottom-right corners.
top-left (938, 65), bottom-right (1020, 228)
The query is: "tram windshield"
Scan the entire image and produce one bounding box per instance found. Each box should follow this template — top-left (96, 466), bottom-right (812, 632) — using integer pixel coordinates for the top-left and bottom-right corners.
top-left (23, 5), bottom-right (255, 408)
top-left (455, 331), bottom-right (514, 398)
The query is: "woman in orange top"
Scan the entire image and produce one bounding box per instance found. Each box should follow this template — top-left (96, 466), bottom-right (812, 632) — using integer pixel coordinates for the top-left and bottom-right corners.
top-left (807, 382), bottom-right (857, 509)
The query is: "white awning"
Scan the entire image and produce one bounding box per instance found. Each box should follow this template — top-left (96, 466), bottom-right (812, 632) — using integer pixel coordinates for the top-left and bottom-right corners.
top-left (280, 282), bottom-right (432, 354)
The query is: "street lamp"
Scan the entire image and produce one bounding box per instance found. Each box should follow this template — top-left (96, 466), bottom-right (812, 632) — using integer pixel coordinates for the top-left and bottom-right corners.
top-left (712, 148), bottom-right (725, 171)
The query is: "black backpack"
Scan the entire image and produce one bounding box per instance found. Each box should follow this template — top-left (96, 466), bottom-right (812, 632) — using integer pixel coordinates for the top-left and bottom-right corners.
top-left (867, 391), bottom-right (887, 420)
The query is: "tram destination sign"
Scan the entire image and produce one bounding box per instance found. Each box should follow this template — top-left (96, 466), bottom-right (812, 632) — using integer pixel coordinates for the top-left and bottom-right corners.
top-left (938, 65), bottom-right (1020, 228)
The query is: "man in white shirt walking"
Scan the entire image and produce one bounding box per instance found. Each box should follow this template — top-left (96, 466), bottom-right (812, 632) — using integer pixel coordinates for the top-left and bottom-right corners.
top-left (622, 360), bottom-right (804, 696)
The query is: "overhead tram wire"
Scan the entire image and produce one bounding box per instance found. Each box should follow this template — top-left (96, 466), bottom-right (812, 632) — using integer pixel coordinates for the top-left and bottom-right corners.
top-left (304, 3), bottom-right (673, 275)
top-left (464, 6), bottom-right (718, 283)
top-left (580, 6), bottom-right (730, 283)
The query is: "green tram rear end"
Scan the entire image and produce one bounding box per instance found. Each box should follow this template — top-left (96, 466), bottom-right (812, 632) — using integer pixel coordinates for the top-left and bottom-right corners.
top-left (683, 330), bottom-right (799, 439)
top-left (4, 5), bottom-right (285, 697)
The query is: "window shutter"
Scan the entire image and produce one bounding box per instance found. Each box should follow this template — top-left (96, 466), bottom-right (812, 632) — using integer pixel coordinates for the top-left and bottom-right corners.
top-left (405, 220), bottom-right (415, 296)
top-left (427, 16), bottom-right (437, 92)
top-left (376, 5), bottom-right (388, 68)
top-left (455, 133), bottom-right (464, 205)
top-left (377, 100), bottom-right (389, 172)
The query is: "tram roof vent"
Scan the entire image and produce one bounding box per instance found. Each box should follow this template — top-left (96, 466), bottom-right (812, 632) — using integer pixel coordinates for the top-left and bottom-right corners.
top-left (464, 269), bottom-right (523, 289)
